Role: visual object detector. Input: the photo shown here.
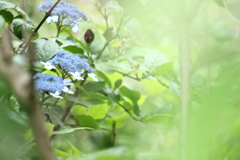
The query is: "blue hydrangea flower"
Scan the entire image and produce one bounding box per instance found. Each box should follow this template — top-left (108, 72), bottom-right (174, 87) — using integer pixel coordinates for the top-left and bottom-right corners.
top-left (33, 73), bottom-right (64, 93)
top-left (49, 50), bottom-right (94, 73)
top-left (38, 1), bottom-right (87, 32)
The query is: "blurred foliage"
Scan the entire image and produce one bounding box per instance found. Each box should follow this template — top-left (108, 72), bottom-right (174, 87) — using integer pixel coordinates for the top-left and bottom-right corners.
top-left (0, 0), bottom-right (240, 160)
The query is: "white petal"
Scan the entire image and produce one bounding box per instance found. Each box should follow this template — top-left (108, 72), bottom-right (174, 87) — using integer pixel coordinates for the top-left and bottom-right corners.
top-left (50, 91), bottom-right (63, 99)
top-left (88, 73), bottom-right (98, 81)
top-left (63, 79), bottom-right (73, 86)
top-left (70, 72), bottom-right (84, 80)
top-left (40, 61), bottom-right (56, 70)
top-left (72, 25), bottom-right (80, 33)
top-left (46, 16), bottom-right (58, 24)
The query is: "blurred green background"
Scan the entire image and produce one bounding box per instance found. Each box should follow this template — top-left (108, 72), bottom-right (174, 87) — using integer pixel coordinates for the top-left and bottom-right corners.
top-left (2, 0), bottom-right (240, 160)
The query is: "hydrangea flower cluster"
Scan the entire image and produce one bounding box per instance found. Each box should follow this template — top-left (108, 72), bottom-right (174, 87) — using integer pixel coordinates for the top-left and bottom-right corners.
top-left (41, 50), bottom-right (97, 81)
top-left (38, 1), bottom-right (87, 33)
top-left (33, 73), bottom-right (73, 99)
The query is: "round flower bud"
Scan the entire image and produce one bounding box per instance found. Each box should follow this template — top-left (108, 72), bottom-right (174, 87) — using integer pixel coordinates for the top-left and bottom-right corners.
top-left (84, 29), bottom-right (94, 43)
top-left (134, 62), bottom-right (140, 69)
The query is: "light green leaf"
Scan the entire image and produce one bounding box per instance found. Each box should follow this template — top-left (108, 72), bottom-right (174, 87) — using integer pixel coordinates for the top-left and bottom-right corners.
top-left (144, 53), bottom-right (169, 71)
top-left (54, 149), bottom-right (70, 157)
top-left (33, 39), bottom-right (59, 62)
top-left (107, 1), bottom-right (123, 12)
top-left (52, 127), bottom-right (93, 135)
top-left (66, 140), bottom-right (83, 158)
top-left (83, 81), bottom-right (105, 92)
top-left (152, 62), bottom-right (174, 76)
top-left (169, 82), bottom-right (181, 95)
top-left (88, 103), bottom-right (108, 119)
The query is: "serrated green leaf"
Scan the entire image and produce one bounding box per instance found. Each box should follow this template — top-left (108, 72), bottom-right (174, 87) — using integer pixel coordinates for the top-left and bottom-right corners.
top-left (88, 103), bottom-right (108, 119)
top-left (76, 115), bottom-right (100, 129)
top-left (32, 39), bottom-right (59, 62)
top-left (0, 10), bottom-right (13, 23)
top-left (144, 53), bottom-right (169, 71)
top-left (52, 127), bottom-right (93, 135)
top-left (54, 149), bottom-right (70, 157)
top-left (119, 86), bottom-right (141, 103)
top-left (152, 62), bottom-right (174, 76)
top-left (66, 96), bottom-right (105, 107)
top-left (12, 19), bottom-right (35, 39)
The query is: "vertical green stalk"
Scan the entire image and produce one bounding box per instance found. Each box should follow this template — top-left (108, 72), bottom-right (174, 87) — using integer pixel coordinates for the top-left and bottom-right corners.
top-left (177, 1), bottom-right (192, 160)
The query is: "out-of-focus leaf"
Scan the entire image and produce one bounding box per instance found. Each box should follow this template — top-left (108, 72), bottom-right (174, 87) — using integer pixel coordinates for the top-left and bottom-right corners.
top-left (75, 84), bottom-right (92, 98)
top-left (32, 39), bottom-right (59, 62)
top-left (119, 86), bottom-right (140, 103)
top-left (12, 19), bottom-right (35, 39)
top-left (143, 104), bottom-right (172, 118)
top-left (104, 113), bottom-right (128, 127)
top-left (95, 61), bottom-right (119, 74)
top-left (169, 82), bottom-right (181, 95)
top-left (152, 62), bottom-right (174, 77)
top-left (108, 92), bottom-right (121, 103)
top-left (87, 103), bottom-right (108, 119)
top-left (133, 103), bottom-right (141, 117)
top-left (0, 10), bottom-right (13, 23)
top-left (114, 79), bottom-right (122, 90)
top-left (66, 140), bottom-right (83, 158)
top-left (54, 149), bottom-right (70, 157)
top-left (83, 81), bottom-right (105, 92)
top-left (99, 0), bottom-right (111, 6)
top-left (62, 45), bottom-right (84, 54)
top-left (52, 127), bottom-right (93, 135)
top-left (96, 71), bottom-right (112, 88)
top-left (66, 96), bottom-right (105, 107)
top-left (144, 53), bottom-right (169, 71)
top-left (107, 1), bottom-right (123, 13)
top-left (76, 115), bottom-right (100, 129)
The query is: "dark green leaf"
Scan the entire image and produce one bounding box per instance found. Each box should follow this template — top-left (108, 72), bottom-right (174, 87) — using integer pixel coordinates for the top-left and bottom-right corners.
top-left (32, 39), bottom-right (59, 62)
top-left (133, 103), bottom-right (141, 117)
top-left (76, 115), bottom-right (100, 129)
top-left (52, 127), bottom-right (93, 135)
top-left (66, 96), bottom-right (105, 107)
top-left (12, 19), bottom-right (35, 39)
top-left (119, 86), bottom-right (140, 103)
top-left (114, 79), bottom-right (122, 90)
top-left (0, 10), bottom-right (13, 23)
top-left (108, 92), bottom-right (121, 103)
top-left (83, 81), bottom-right (105, 92)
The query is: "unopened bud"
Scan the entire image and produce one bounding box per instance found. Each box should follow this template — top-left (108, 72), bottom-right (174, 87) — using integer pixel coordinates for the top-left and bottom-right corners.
top-left (134, 62), bottom-right (140, 69)
top-left (84, 29), bottom-right (94, 43)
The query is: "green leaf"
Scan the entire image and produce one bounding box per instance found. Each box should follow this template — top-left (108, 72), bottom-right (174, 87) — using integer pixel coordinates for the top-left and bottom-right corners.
top-left (52, 127), bottom-right (93, 135)
top-left (32, 39), bottom-right (59, 62)
top-left (0, 10), bottom-right (13, 23)
top-left (133, 103), bottom-right (141, 117)
top-left (95, 61), bottom-right (119, 74)
top-left (54, 149), bottom-right (70, 157)
top-left (0, 16), bottom-right (5, 31)
top-left (0, 1), bottom-right (15, 10)
top-left (116, 0), bottom-right (145, 19)
top-left (12, 19), bottom-right (35, 39)
top-left (144, 53), bottom-right (169, 71)
top-left (108, 92), bottom-right (121, 103)
top-left (87, 103), bottom-right (108, 119)
top-left (141, 114), bottom-right (172, 124)
top-left (62, 45), bottom-right (84, 54)
top-left (114, 79), bottom-right (122, 90)
top-left (76, 115), bottom-right (100, 129)
top-left (152, 62), bottom-right (174, 77)
top-left (66, 96), bottom-right (105, 107)
top-left (143, 104), bottom-right (172, 118)
top-left (119, 86), bottom-right (141, 103)
top-left (66, 140), bottom-right (83, 158)
top-left (96, 71), bottom-right (112, 88)
top-left (104, 114), bottom-right (128, 127)
top-left (106, 1), bottom-right (123, 12)
top-left (83, 81), bottom-right (105, 92)
top-left (169, 82), bottom-right (181, 95)
top-left (50, 114), bottom-right (67, 129)
top-left (75, 84), bottom-right (92, 98)
top-left (99, 0), bottom-right (111, 6)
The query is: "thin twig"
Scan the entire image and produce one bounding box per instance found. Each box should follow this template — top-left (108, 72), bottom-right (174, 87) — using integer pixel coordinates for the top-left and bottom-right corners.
top-left (20, 0), bottom-right (61, 54)
top-left (96, 13), bottom-right (125, 59)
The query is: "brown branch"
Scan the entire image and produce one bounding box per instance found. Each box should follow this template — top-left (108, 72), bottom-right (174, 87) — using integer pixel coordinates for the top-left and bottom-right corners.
top-left (20, 0), bottom-right (61, 54)
top-left (0, 30), bottom-right (56, 160)
top-left (49, 74), bottom-right (89, 142)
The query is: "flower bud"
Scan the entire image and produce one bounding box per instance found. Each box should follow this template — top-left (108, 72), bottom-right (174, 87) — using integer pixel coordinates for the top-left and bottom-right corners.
top-left (84, 29), bottom-right (94, 43)
top-left (134, 62), bottom-right (140, 69)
